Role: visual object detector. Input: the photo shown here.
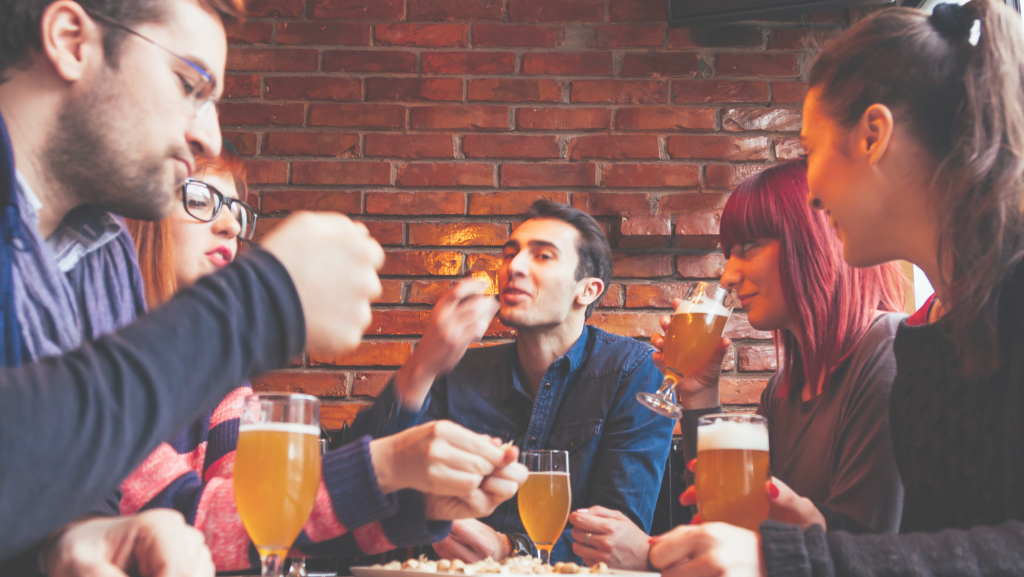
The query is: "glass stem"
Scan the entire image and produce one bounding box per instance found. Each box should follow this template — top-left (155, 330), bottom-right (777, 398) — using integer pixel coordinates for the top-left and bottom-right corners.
top-left (262, 553), bottom-right (285, 577)
top-left (539, 548), bottom-right (551, 565)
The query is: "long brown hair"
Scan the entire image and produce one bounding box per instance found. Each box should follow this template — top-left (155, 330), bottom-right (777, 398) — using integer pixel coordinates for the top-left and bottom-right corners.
top-left (126, 147), bottom-right (250, 308)
top-left (809, 0), bottom-right (1024, 375)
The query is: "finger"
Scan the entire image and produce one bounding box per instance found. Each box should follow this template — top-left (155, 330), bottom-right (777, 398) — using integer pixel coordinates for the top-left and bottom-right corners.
top-left (689, 513), bottom-right (703, 524)
top-left (583, 505), bottom-right (630, 521)
top-left (687, 459), bottom-right (697, 473)
top-left (679, 485), bottom-right (696, 506)
top-left (435, 423), bottom-right (505, 466)
top-left (567, 512), bottom-right (615, 535)
top-left (433, 538), bottom-right (478, 563)
top-left (670, 298), bottom-right (684, 310)
top-left (648, 525), bottom-right (705, 570)
top-left (572, 542), bottom-right (602, 566)
top-left (659, 315), bottom-right (672, 331)
top-left (447, 278), bottom-right (490, 305)
top-left (448, 520), bottom-right (495, 555)
top-left (479, 475), bottom-right (522, 502)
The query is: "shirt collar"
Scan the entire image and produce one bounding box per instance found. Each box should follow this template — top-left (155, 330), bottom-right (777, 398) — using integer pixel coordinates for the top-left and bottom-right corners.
top-left (506, 324), bottom-right (591, 400)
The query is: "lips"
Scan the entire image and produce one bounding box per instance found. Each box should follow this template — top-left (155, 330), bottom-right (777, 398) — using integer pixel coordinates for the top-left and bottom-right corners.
top-left (206, 245), bottom-right (234, 268)
top-left (738, 293), bottom-right (757, 308)
top-left (500, 286), bottom-right (532, 305)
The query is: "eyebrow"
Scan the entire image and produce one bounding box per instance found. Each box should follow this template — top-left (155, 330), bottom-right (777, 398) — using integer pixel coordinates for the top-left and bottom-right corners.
top-left (501, 239), bottom-right (560, 253)
top-left (183, 54), bottom-right (221, 94)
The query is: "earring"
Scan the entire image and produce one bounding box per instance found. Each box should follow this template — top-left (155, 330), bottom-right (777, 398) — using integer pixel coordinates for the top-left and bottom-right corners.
top-left (811, 198), bottom-right (823, 209)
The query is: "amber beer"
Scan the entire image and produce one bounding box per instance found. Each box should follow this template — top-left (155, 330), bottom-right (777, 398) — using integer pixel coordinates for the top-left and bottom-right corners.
top-left (518, 472), bottom-right (572, 548)
top-left (696, 415), bottom-right (770, 532)
top-left (663, 303), bottom-right (731, 380)
top-left (234, 422), bottom-right (322, 559)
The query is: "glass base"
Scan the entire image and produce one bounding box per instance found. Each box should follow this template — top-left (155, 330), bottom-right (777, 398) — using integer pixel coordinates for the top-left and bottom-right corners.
top-left (636, 391), bottom-right (684, 419)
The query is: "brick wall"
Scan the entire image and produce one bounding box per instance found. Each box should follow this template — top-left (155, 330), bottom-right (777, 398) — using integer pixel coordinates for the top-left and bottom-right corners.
top-left (228, 0), bottom-right (861, 429)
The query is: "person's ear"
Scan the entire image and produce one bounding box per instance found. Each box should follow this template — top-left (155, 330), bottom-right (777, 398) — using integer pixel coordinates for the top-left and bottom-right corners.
top-left (857, 103), bottom-right (896, 167)
top-left (40, 0), bottom-right (105, 82)
top-left (576, 277), bottom-right (605, 308)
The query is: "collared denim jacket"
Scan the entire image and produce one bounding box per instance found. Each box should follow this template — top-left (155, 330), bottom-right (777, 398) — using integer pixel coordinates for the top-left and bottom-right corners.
top-left (351, 325), bottom-right (675, 562)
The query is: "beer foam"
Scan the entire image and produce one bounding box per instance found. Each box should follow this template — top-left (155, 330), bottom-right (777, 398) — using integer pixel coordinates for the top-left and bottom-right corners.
top-left (697, 420), bottom-right (769, 452)
top-left (238, 422), bottom-right (320, 436)
top-left (674, 298), bottom-right (731, 318)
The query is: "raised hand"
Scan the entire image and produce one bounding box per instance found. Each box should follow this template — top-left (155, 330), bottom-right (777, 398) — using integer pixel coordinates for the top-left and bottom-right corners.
top-left (424, 442), bottom-right (527, 521)
top-left (651, 298), bottom-right (730, 410)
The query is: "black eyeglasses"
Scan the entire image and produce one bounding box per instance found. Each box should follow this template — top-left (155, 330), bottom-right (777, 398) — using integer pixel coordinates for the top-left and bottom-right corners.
top-left (86, 11), bottom-right (218, 118)
top-left (182, 178), bottom-right (258, 241)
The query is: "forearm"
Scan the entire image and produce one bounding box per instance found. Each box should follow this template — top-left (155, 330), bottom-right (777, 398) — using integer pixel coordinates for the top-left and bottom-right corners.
top-left (392, 352), bottom-right (438, 411)
top-left (0, 248), bottom-right (305, 560)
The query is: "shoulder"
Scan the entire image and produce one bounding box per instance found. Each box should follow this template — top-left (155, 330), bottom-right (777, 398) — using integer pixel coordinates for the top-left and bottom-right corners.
top-left (581, 326), bottom-right (657, 377)
top-left (838, 313), bottom-right (905, 402)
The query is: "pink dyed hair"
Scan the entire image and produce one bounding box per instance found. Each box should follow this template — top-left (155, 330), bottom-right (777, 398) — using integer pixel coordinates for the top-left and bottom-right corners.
top-left (719, 160), bottom-right (906, 399)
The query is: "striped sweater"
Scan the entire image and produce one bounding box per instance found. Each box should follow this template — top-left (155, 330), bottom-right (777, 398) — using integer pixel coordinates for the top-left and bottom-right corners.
top-left (121, 385), bottom-right (449, 572)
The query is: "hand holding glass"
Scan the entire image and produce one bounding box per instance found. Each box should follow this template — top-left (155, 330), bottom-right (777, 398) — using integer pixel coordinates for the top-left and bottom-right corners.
top-left (518, 450), bottom-right (571, 564)
top-left (696, 414), bottom-right (770, 532)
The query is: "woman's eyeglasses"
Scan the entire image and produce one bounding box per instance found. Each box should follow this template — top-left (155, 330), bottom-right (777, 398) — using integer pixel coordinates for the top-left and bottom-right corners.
top-left (182, 178), bottom-right (258, 241)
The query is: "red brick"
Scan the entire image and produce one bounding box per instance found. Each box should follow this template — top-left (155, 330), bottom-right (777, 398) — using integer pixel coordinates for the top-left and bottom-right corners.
top-left (253, 370), bottom-right (348, 396)
top-left (226, 49), bottom-right (318, 72)
top-left (408, 280), bottom-right (457, 304)
top-left (265, 77), bottom-right (362, 101)
top-left (509, 0), bottom-right (604, 22)
top-left (625, 283), bottom-right (691, 308)
top-left (409, 223), bottom-right (509, 246)
top-left (587, 312), bottom-right (661, 338)
top-left (613, 254), bottom-right (672, 277)
top-left (366, 192), bottom-right (465, 215)
top-left (310, 0), bottom-right (405, 20)
top-left (473, 25), bottom-right (563, 47)
top-left (380, 251), bottom-right (465, 276)
top-left (378, 280), bottom-right (404, 304)
top-left (721, 378), bottom-right (769, 405)
top-left (309, 104), bottom-right (405, 128)
top-left (222, 131), bottom-right (258, 155)
top-left (658, 193), bottom-right (730, 214)
top-left (610, 0), bottom-right (667, 21)
top-left (228, 22), bottom-right (273, 44)
top-left (725, 313), bottom-right (773, 339)
top-left (723, 108), bottom-right (802, 132)
top-left (312, 341), bottom-right (413, 367)
top-left (410, 105), bottom-right (509, 130)
top-left (621, 53), bottom-right (699, 77)
top-left (568, 135), bottom-right (659, 160)
top-left (351, 371), bottom-right (395, 397)
top-left (738, 345), bottom-right (778, 372)
top-left (468, 191), bottom-right (569, 215)
top-left (463, 135), bottom-right (560, 159)
top-left (424, 52), bottom-right (516, 74)
top-left (362, 221), bottom-right (404, 245)
top-left (705, 164), bottom-right (769, 189)
top-left (367, 78), bottom-right (462, 102)
top-left (674, 209), bottom-right (722, 237)
top-left (219, 103), bottom-right (304, 126)
top-left (247, 0), bottom-right (303, 18)
top-left (571, 80), bottom-right (667, 104)
top-left (517, 108), bottom-right (610, 131)
top-left (396, 163), bottom-right (494, 187)
top-left (321, 403), bottom-right (372, 429)
top-left (223, 75), bottom-right (260, 98)
top-left (616, 215), bottom-right (672, 248)
top-left (667, 135), bottom-right (770, 161)
top-left (244, 160), bottom-right (288, 184)
top-left (468, 253), bottom-right (502, 272)
top-left (722, 346), bottom-right (737, 372)
top-left (365, 134), bottom-right (455, 159)
top-left (775, 137), bottom-right (803, 160)
top-left (265, 132), bottom-right (360, 157)
top-left (262, 190), bottom-right (362, 214)
top-left (602, 164), bottom-right (699, 188)
top-left (376, 24), bottom-right (468, 47)
top-left (667, 28), bottom-right (695, 49)
top-left (673, 80), bottom-right (769, 104)
top-left (771, 81), bottom-right (809, 105)
top-left (468, 79), bottom-right (564, 103)
top-left (292, 161), bottom-right (392, 186)
top-left (717, 54), bottom-right (799, 77)
top-left (767, 27), bottom-right (841, 50)
top-left (501, 164), bottom-right (594, 188)
top-left (409, 0), bottom-right (503, 20)
top-left (366, 310), bottom-right (431, 335)
top-left (522, 52), bottom-right (613, 76)
top-left (324, 51), bottom-right (417, 73)
top-left (572, 192), bottom-right (651, 215)
top-left (599, 283), bottom-right (625, 308)
top-left (276, 22), bottom-right (369, 45)
top-left (676, 253), bottom-right (727, 278)
top-left (615, 107), bottom-right (716, 131)
top-left (589, 25), bottom-right (664, 49)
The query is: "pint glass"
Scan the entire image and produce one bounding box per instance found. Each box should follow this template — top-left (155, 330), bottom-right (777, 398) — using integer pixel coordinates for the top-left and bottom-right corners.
top-left (518, 450), bottom-right (571, 563)
top-left (234, 393), bottom-right (322, 577)
top-left (637, 282), bottom-right (737, 419)
top-left (695, 414), bottom-right (770, 531)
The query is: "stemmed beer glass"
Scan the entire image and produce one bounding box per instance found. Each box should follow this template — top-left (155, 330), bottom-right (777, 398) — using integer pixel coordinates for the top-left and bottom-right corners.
top-left (637, 282), bottom-right (738, 419)
top-left (517, 450), bottom-right (571, 564)
top-left (234, 393), bottom-right (322, 577)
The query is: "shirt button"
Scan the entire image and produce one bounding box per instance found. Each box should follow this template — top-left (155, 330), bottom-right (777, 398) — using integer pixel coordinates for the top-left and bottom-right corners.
top-left (543, 382), bottom-right (551, 388)
top-left (529, 437), bottom-right (537, 443)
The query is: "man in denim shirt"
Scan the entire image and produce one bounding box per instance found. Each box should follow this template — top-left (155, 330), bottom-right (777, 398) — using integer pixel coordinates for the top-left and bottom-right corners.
top-left (352, 200), bottom-right (674, 564)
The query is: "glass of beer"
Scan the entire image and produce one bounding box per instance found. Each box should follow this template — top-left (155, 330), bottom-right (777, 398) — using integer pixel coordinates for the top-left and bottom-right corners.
top-left (637, 281), bottom-right (737, 419)
top-left (695, 413), bottom-right (770, 531)
top-left (518, 450), bottom-right (571, 564)
top-left (234, 393), bottom-right (322, 577)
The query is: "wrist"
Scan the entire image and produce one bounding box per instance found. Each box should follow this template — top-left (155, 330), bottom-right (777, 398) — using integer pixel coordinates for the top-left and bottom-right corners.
top-left (393, 356), bottom-right (436, 411)
top-left (368, 437), bottom-right (400, 494)
top-left (677, 385), bottom-right (720, 410)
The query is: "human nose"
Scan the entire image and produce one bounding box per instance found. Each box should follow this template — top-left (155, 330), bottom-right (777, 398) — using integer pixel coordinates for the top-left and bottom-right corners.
top-left (720, 256), bottom-right (743, 290)
top-left (186, 105), bottom-right (222, 161)
top-left (212, 204), bottom-right (242, 240)
top-left (507, 250), bottom-right (530, 277)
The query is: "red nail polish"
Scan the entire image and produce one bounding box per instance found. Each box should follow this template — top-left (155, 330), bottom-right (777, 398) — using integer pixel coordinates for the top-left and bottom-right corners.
top-left (687, 459), bottom-right (697, 471)
top-left (769, 483), bottom-right (780, 499)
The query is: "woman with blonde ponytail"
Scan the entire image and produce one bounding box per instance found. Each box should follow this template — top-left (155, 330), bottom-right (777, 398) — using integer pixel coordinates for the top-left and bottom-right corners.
top-left (647, 2), bottom-right (1024, 576)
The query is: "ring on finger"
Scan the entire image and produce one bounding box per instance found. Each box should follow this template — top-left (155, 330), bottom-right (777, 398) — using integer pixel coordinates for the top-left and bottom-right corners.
top-left (585, 532), bottom-right (593, 547)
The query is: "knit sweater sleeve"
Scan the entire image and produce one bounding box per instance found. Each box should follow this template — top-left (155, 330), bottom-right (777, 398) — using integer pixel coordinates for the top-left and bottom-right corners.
top-left (761, 519), bottom-right (1024, 577)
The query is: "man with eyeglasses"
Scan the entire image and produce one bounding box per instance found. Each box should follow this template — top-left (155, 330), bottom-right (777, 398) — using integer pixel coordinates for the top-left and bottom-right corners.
top-left (0, 0), bottom-right (526, 575)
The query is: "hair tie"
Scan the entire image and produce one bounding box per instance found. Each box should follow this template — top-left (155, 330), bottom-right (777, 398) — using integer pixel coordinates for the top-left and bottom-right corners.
top-left (930, 3), bottom-right (980, 46)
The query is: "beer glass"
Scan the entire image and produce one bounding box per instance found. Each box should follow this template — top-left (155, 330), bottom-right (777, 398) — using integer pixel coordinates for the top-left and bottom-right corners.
top-left (285, 438), bottom-right (329, 577)
top-left (695, 413), bottom-right (770, 531)
top-left (518, 450), bottom-right (571, 564)
top-left (637, 281), bottom-right (737, 419)
top-left (234, 393), bottom-right (322, 577)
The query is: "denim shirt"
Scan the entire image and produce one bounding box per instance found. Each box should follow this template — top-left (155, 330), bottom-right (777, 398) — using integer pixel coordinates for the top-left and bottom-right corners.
top-left (351, 325), bottom-right (675, 562)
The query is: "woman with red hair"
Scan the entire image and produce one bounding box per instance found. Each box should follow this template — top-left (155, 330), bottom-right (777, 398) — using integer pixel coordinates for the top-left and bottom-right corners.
top-left (569, 160), bottom-right (906, 570)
